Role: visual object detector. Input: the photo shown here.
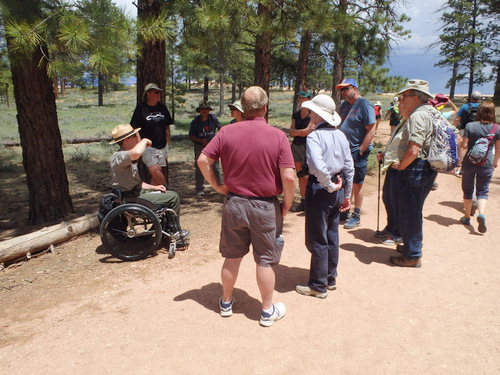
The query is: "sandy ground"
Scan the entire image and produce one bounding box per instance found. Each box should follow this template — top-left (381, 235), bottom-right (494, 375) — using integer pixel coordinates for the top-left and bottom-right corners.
top-left (1, 125), bottom-right (499, 374)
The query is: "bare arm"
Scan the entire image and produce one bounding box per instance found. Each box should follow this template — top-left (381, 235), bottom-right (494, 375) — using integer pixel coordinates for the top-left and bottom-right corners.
top-left (197, 153), bottom-right (227, 194)
top-left (279, 167), bottom-right (295, 217)
top-left (166, 125), bottom-right (171, 145)
top-left (129, 138), bottom-right (152, 161)
top-left (289, 118), bottom-right (315, 138)
top-left (448, 100), bottom-right (458, 116)
top-left (360, 124), bottom-right (376, 155)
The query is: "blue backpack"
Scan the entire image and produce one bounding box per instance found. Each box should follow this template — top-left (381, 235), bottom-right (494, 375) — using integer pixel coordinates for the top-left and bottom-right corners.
top-left (427, 110), bottom-right (459, 173)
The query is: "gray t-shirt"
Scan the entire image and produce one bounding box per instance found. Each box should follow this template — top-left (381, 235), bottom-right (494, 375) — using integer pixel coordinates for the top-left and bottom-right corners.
top-left (464, 121), bottom-right (500, 169)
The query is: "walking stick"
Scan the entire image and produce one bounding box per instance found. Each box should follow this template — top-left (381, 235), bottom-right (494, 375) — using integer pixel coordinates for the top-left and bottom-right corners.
top-left (375, 154), bottom-right (383, 235)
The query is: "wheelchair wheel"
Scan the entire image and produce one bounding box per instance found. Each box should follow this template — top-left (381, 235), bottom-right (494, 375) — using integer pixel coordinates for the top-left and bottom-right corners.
top-left (100, 204), bottom-right (162, 261)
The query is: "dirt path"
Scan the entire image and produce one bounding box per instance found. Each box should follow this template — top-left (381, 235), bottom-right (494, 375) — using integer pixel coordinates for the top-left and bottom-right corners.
top-left (1, 126), bottom-right (500, 374)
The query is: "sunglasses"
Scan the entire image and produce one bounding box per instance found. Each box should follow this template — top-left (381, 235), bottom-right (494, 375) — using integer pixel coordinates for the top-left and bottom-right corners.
top-left (339, 86), bottom-right (352, 92)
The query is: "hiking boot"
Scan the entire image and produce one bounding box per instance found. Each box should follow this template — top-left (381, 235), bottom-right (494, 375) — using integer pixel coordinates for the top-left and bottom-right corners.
top-left (197, 190), bottom-right (205, 196)
top-left (259, 303), bottom-right (286, 327)
top-left (374, 228), bottom-right (391, 238)
top-left (381, 235), bottom-right (403, 245)
top-left (295, 284), bottom-right (327, 299)
top-left (390, 255), bottom-right (422, 268)
top-left (327, 284), bottom-right (337, 291)
top-left (340, 211), bottom-right (351, 222)
top-left (219, 297), bottom-right (234, 317)
top-left (477, 214), bottom-right (487, 233)
top-left (396, 244), bottom-right (404, 254)
top-left (431, 181), bottom-right (438, 190)
top-left (344, 213), bottom-right (360, 229)
top-left (291, 199), bottom-right (305, 212)
top-left (460, 216), bottom-right (471, 225)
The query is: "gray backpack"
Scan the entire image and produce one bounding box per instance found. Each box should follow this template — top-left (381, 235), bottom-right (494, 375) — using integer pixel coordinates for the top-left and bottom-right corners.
top-left (465, 123), bottom-right (498, 166)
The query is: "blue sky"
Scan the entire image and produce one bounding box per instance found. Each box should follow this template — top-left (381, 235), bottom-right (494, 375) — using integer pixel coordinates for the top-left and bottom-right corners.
top-left (113, 0), bottom-right (495, 96)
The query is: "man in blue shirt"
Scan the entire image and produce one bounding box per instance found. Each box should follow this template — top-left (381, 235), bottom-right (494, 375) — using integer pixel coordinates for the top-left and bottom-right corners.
top-left (336, 78), bottom-right (376, 229)
top-left (454, 90), bottom-right (481, 132)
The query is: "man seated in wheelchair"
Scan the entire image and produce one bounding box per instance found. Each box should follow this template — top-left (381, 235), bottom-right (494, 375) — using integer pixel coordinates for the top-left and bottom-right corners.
top-left (109, 123), bottom-right (185, 231)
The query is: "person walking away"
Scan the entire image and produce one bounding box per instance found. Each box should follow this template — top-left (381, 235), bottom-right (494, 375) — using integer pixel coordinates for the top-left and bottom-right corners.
top-left (458, 102), bottom-right (500, 233)
top-left (294, 94), bottom-right (354, 298)
top-left (289, 90), bottom-right (315, 212)
top-left (374, 101), bottom-right (382, 133)
top-left (197, 86), bottom-right (295, 327)
top-left (130, 83), bottom-right (173, 186)
top-left (336, 78), bottom-right (376, 229)
top-left (189, 100), bottom-right (222, 196)
top-left (454, 91), bottom-right (482, 175)
top-left (384, 97), bottom-right (401, 134)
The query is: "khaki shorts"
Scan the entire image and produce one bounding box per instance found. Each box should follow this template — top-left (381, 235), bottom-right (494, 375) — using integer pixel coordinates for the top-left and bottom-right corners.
top-left (219, 194), bottom-right (284, 267)
top-left (142, 145), bottom-right (168, 167)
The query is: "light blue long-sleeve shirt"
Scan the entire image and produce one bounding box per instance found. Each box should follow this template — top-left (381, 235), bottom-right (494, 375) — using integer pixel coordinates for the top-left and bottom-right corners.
top-left (306, 122), bottom-right (354, 199)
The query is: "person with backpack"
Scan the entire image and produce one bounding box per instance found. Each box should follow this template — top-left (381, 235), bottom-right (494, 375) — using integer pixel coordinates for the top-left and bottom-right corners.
top-left (189, 100), bottom-right (222, 196)
top-left (388, 79), bottom-right (438, 268)
top-left (454, 91), bottom-right (482, 176)
top-left (459, 102), bottom-right (500, 234)
top-left (454, 91), bottom-right (482, 133)
top-left (384, 97), bottom-right (401, 133)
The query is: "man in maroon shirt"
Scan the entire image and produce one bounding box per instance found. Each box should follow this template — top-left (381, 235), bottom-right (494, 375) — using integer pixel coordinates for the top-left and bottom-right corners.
top-left (198, 86), bottom-right (295, 327)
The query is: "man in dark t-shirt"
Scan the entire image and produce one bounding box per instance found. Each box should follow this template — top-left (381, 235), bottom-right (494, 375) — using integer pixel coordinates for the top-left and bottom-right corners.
top-left (130, 83), bottom-right (173, 186)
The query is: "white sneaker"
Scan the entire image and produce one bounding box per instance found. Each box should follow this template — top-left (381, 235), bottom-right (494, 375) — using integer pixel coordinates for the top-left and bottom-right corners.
top-left (219, 297), bottom-right (234, 317)
top-left (259, 303), bottom-right (286, 327)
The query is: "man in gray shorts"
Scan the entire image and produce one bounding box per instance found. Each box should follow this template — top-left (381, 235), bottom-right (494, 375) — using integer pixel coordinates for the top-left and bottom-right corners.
top-left (197, 86), bottom-right (295, 327)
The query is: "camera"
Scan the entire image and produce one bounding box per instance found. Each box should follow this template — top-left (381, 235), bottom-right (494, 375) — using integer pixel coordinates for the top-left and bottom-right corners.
top-left (297, 164), bottom-right (309, 178)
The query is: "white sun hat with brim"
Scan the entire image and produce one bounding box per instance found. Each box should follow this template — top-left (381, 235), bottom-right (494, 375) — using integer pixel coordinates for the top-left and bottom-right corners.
top-left (301, 94), bottom-right (341, 127)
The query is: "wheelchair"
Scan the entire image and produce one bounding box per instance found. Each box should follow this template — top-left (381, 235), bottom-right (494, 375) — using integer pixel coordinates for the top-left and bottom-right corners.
top-left (99, 190), bottom-right (190, 261)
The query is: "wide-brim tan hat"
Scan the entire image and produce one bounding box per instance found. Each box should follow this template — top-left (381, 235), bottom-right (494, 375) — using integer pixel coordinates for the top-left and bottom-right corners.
top-left (109, 124), bottom-right (141, 144)
top-left (397, 79), bottom-right (434, 99)
top-left (302, 94), bottom-right (341, 127)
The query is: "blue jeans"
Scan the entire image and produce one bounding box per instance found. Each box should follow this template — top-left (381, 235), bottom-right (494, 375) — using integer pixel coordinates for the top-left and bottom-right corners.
top-left (305, 178), bottom-right (345, 293)
top-left (397, 159), bottom-right (437, 259)
top-left (382, 167), bottom-right (400, 237)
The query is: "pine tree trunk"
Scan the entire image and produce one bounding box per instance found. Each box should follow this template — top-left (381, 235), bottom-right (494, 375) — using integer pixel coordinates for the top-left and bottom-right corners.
top-left (98, 73), bottom-right (104, 106)
top-left (494, 60), bottom-right (500, 105)
top-left (254, 3), bottom-right (273, 100)
top-left (293, 30), bottom-right (311, 112)
top-left (7, 41), bottom-right (73, 225)
top-left (203, 76), bottom-right (209, 101)
top-left (137, 0), bottom-right (166, 105)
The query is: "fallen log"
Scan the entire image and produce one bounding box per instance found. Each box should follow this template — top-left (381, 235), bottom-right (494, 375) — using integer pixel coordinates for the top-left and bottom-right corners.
top-left (0, 214), bottom-right (99, 264)
top-left (2, 134), bottom-right (189, 147)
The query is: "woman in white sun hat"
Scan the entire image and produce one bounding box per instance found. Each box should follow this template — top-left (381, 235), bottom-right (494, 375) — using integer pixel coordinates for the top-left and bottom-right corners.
top-left (295, 94), bottom-right (354, 299)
